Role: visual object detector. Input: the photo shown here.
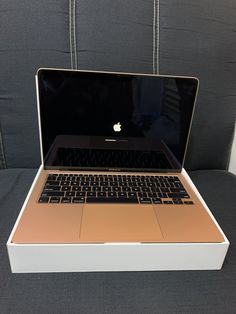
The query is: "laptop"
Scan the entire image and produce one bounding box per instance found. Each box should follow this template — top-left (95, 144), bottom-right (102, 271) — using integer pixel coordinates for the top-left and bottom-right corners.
top-left (12, 68), bottom-right (224, 244)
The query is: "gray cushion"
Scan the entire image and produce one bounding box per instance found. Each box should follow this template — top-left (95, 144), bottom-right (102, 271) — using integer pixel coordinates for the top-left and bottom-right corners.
top-left (74, 0), bottom-right (155, 74)
top-left (159, 1), bottom-right (236, 170)
top-left (0, 169), bottom-right (236, 313)
top-left (0, 0), bottom-right (70, 168)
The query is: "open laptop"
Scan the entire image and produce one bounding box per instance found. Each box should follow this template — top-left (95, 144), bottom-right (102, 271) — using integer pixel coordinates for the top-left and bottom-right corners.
top-left (12, 68), bottom-right (224, 244)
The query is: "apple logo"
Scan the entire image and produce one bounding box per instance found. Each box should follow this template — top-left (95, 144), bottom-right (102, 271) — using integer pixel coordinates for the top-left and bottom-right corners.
top-left (113, 122), bottom-right (121, 132)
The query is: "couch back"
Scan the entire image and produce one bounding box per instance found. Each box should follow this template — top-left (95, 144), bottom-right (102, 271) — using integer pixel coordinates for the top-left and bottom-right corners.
top-left (0, 0), bottom-right (235, 170)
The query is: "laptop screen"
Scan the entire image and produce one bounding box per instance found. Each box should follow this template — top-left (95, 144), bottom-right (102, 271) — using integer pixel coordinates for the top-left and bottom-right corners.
top-left (37, 69), bottom-right (198, 172)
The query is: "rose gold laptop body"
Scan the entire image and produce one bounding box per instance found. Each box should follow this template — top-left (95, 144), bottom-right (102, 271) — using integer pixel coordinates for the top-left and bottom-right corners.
top-left (12, 69), bottom-right (224, 244)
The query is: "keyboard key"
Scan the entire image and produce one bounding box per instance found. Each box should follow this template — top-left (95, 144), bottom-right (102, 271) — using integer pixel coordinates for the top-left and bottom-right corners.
top-left (173, 199), bottom-right (183, 204)
top-left (81, 182), bottom-right (89, 186)
top-left (41, 191), bottom-right (64, 197)
top-left (57, 176), bottom-right (66, 181)
top-left (163, 200), bottom-right (173, 204)
top-left (131, 187), bottom-right (141, 192)
top-left (184, 201), bottom-right (194, 205)
top-left (48, 175), bottom-right (57, 180)
top-left (87, 192), bottom-right (96, 197)
top-left (175, 183), bottom-right (184, 188)
top-left (139, 198), bottom-right (152, 204)
top-left (82, 186), bottom-right (91, 192)
top-left (61, 197), bottom-right (71, 203)
top-left (147, 192), bottom-right (157, 198)
top-left (141, 187), bottom-right (149, 192)
top-left (72, 197), bottom-right (85, 203)
top-left (71, 186), bottom-right (81, 191)
top-left (103, 187), bottom-right (112, 192)
top-left (45, 181), bottom-right (60, 186)
top-left (108, 192), bottom-right (117, 197)
top-left (123, 187), bottom-right (131, 192)
top-left (43, 186), bottom-right (61, 191)
top-left (60, 181), bottom-right (70, 186)
top-left (152, 198), bottom-right (162, 204)
top-left (92, 186), bottom-right (101, 192)
top-left (76, 192), bottom-right (86, 197)
top-left (170, 188), bottom-right (187, 193)
top-left (70, 182), bottom-right (80, 186)
top-left (168, 193), bottom-right (189, 199)
top-left (49, 197), bottom-right (60, 203)
top-left (149, 187), bottom-right (159, 192)
top-left (65, 191), bottom-right (75, 197)
top-left (61, 186), bottom-right (71, 191)
top-left (160, 187), bottom-right (170, 193)
top-left (137, 192), bottom-right (146, 197)
top-left (38, 196), bottom-right (49, 203)
top-left (97, 192), bottom-right (106, 197)
top-left (66, 176), bottom-right (75, 181)
top-left (113, 187), bottom-right (121, 192)
top-left (117, 192), bottom-right (127, 197)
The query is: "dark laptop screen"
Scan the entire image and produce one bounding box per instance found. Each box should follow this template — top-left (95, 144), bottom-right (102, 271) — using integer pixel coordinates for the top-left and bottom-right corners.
top-left (37, 69), bottom-right (198, 172)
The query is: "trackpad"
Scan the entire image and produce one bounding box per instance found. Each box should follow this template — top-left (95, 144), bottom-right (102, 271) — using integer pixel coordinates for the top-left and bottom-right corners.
top-left (79, 204), bottom-right (163, 243)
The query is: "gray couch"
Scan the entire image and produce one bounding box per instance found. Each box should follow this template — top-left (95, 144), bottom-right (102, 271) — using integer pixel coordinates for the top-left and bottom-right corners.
top-left (0, 1), bottom-right (236, 313)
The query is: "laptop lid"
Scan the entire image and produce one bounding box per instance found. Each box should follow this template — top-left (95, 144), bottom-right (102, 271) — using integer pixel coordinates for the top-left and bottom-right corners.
top-left (36, 69), bottom-right (198, 172)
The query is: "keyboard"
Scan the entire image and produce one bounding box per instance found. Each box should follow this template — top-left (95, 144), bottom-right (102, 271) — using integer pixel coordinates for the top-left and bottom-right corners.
top-left (38, 173), bottom-right (194, 205)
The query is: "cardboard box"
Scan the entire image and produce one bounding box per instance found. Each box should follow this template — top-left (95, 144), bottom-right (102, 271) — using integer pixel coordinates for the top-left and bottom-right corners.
top-left (7, 167), bottom-right (229, 273)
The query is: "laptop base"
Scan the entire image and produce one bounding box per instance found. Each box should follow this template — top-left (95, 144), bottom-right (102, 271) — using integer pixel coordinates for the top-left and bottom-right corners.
top-left (7, 166), bottom-right (229, 273)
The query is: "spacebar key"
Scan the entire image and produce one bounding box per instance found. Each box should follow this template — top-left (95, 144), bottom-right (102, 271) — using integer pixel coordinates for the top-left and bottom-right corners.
top-left (86, 197), bottom-right (139, 203)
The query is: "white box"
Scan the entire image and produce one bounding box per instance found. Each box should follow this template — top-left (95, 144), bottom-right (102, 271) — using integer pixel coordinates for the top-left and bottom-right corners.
top-left (7, 167), bottom-right (229, 273)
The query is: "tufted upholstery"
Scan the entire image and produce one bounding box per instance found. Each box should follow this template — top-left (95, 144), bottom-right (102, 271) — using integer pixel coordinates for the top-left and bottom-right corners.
top-left (0, 0), bottom-right (235, 169)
